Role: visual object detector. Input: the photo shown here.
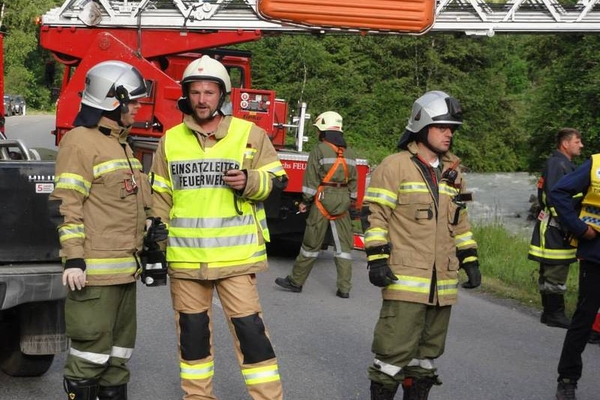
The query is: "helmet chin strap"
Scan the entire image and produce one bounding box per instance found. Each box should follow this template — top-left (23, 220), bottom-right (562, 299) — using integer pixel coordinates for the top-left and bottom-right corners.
top-left (416, 127), bottom-right (449, 156)
top-left (205, 92), bottom-right (226, 119)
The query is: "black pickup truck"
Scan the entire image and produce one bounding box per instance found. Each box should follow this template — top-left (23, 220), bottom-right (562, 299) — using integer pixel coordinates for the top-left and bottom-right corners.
top-left (0, 137), bottom-right (67, 377)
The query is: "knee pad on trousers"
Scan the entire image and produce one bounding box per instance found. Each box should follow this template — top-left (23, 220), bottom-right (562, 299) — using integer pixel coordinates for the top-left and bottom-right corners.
top-left (231, 313), bottom-right (276, 364)
top-left (179, 311), bottom-right (210, 361)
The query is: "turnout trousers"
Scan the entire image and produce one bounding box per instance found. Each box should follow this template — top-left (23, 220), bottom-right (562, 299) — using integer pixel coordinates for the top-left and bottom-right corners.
top-left (64, 283), bottom-right (136, 386)
top-left (539, 263), bottom-right (571, 294)
top-left (557, 260), bottom-right (600, 381)
top-left (290, 205), bottom-right (353, 293)
top-left (368, 300), bottom-right (451, 387)
top-left (170, 275), bottom-right (282, 400)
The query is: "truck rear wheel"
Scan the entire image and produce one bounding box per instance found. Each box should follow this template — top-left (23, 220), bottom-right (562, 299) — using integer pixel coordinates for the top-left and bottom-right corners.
top-left (0, 319), bottom-right (55, 377)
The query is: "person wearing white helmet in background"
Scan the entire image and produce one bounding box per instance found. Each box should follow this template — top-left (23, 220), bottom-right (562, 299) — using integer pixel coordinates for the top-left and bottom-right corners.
top-left (49, 60), bottom-right (167, 400)
top-left (362, 91), bottom-right (481, 400)
top-left (149, 55), bottom-right (287, 400)
top-left (275, 110), bottom-right (358, 298)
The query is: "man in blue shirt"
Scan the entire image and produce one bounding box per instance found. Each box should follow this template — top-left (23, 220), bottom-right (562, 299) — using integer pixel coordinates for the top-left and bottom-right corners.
top-left (549, 155), bottom-right (600, 400)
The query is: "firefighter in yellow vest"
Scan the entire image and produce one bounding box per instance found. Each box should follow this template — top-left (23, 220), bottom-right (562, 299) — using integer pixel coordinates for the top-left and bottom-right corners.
top-left (49, 61), bottom-right (162, 400)
top-left (150, 55), bottom-right (286, 400)
top-left (363, 91), bottom-right (481, 400)
top-left (275, 111), bottom-right (358, 298)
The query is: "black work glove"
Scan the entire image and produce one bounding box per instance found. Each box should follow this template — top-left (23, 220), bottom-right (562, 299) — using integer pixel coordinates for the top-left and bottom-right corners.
top-left (140, 243), bottom-right (168, 287)
top-left (461, 261), bottom-right (481, 289)
top-left (368, 259), bottom-right (398, 288)
top-left (145, 217), bottom-right (168, 244)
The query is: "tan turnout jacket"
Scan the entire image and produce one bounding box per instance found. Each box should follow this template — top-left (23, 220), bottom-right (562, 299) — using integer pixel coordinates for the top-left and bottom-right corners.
top-left (50, 117), bottom-right (152, 285)
top-left (364, 141), bottom-right (477, 306)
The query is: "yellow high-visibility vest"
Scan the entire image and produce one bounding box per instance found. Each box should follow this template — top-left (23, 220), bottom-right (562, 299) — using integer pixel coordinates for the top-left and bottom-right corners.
top-left (579, 154), bottom-right (600, 232)
top-left (164, 118), bottom-right (262, 263)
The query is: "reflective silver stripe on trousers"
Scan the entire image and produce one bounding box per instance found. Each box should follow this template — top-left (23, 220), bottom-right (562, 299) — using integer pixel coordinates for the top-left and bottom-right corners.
top-left (69, 347), bottom-right (110, 365)
top-left (111, 346), bottom-right (134, 360)
top-left (373, 358), bottom-right (401, 377)
top-left (300, 247), bottom-right (320, 258)
top-left (331, 220), bottom-right (352, 260)
top-left (407, 358), bottom-right (435, 370)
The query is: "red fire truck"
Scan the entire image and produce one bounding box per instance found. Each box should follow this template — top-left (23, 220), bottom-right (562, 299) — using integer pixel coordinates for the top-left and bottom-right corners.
top-left (38, 0), bottom-right (378, 249)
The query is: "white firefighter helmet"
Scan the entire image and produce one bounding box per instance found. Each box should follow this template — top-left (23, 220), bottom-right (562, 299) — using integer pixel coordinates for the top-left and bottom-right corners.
top-left (181, 55), bottom-right (231, 94)
top-left (405, 90), bottom-right (463, 133)
top-left (313, 111), bottom-right (343, 132)
top-left (81, 60), bottom-right (147, 111)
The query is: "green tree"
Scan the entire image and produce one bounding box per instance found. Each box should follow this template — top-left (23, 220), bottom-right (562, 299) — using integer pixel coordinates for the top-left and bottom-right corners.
top-left (3, 0), bottom-right (61, 110)
top-left (242, 33), bottom-right (531, 170)
top-left (524, 34), bottom-right (600, 171)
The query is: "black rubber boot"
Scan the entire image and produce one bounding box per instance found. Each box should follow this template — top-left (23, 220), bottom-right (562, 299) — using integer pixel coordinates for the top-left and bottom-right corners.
top-left (370, 380), bottom-right (398, 400)
top-left (275, 276), bottom-right (303, 293)
top-left (556, 378), bottom-right (577, 400)
top-left (98, 383), bottom-right (128, 400)
top-left (401, 377), bottom-right (438, 400)
top-left (541, 293), bottom-right (571, 329)
top-left (63, 377), bottom-right (99, 400)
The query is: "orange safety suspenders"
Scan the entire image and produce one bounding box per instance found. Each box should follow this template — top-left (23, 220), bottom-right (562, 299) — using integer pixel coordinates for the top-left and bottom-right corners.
top-left (314, 142), bottom-right (349, 220)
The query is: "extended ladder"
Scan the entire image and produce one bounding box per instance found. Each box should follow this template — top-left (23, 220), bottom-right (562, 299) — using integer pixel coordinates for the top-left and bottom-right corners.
top-left (43, 0), bottom-right (600, 35)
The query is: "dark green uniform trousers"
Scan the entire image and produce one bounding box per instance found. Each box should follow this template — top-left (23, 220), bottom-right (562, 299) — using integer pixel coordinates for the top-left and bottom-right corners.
top-left (64, 283), bottom-right (136, 387)
top-left (539, 263), bottom-right (571, 294)
top-left (368, 300), bottom-right (451, 386)
top-left (290, 205), bottom-right (353, 293)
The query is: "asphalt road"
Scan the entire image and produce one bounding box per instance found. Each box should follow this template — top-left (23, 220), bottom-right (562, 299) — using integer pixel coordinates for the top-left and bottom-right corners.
top-left (3, 114), bottom-right (57, 151)
top-left (2, 115), bottom-right (599, 399)
top-left (2, 251), bottom-right (600, 399)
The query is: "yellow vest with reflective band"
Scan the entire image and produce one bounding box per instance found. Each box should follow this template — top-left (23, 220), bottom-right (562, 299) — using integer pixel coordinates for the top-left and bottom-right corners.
top-left (164, 118), bottom-right (262, 263)
top-left (579, 154), bottom-right (600, 231)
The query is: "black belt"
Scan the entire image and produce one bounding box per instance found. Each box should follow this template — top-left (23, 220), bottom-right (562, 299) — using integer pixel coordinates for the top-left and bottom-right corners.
top-left (321, 182), bottom-right (348, 188)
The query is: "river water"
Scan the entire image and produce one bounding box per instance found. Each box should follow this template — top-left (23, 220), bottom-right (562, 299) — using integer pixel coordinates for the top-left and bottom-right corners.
top-left (464, 172), bottom-right (537, 238)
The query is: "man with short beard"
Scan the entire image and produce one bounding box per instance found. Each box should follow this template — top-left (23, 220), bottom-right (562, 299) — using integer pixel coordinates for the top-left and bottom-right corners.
top-left (150, 55), bottom-right (286, 400)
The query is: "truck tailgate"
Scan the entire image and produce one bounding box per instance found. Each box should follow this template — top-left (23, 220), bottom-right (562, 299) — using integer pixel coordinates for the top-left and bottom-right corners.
top-left (0, 160), bottom-right (58, 263)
